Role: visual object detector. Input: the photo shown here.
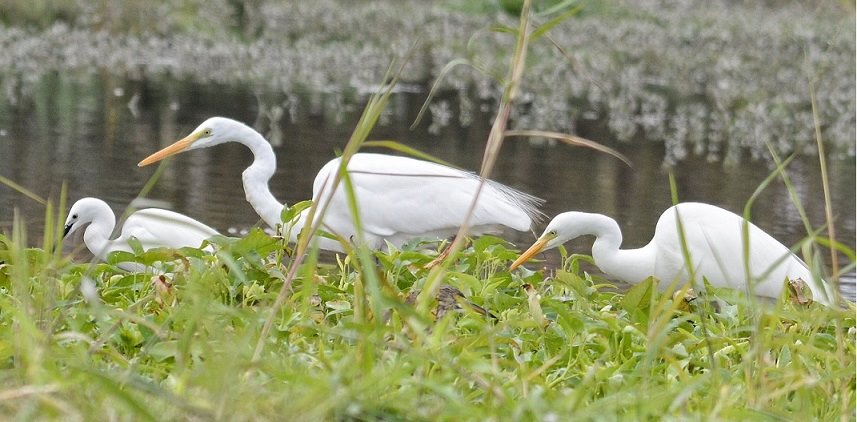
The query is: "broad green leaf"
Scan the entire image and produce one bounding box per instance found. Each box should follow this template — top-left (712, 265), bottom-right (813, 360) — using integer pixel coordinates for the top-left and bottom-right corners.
top-left (107, 250), bottom-right (137, 266)
top-left (281, 200), bottom-right (312, 225)
top-left (136, 247), bottom-right (182, 266)
top-left (554, 269), bottom-right (593, 298)
top-left (229, 227), bottom-right (280, 257)
top-left (621, 277), bottom-right (655, 313)
top-left (127, 236), bottom-right (144, 255)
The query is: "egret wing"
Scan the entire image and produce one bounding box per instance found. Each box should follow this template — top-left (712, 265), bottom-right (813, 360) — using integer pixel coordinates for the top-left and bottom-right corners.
top-left (311, 153), bottom-right (543, 246)
top-left (119, 208), bottom-right (219, 251)
top-left (654, 202), bottom-right (816, 299)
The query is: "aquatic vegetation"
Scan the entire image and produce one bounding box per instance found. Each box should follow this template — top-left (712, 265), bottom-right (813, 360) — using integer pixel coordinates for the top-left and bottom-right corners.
top-left (0, 0), bottom-right (853, 163)
top-left (0, 222), bottom-right (854, 419)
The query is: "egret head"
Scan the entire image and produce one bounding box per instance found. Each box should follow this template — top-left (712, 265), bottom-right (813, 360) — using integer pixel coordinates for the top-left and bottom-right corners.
top-left (137, 117), bottom-right (248, 166)
top-left (64, 198), bottom-right (110, 237)
top-left (509, 212), bottom-right (584, 270)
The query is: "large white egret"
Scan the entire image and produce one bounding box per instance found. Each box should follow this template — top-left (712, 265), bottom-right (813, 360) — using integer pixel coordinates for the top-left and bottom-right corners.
top-left (63, 197), bottom-right (220, 271)
top-left (510, 202), bottom-right (835, 306)
top-left (137, 117), bottom-right (543, 252)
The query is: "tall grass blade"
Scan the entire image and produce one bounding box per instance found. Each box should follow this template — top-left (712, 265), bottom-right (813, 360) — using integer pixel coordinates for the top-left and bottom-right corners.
top-left (362, 140), bottom-right (460, 169)
top-left (505, 130), bottom-right (632, 167)
top-left (807, 57), bottom-right (850, 422)
top-left (765, 144), bottom-right (814, 235)
top-left (410, 58), bottom-right (483, 130)
top-left (531, 5), bottom-right (582, 40)
top-left (253, 48), bottom-right (413, 361)
top-left (808, 76), bottom-right (840, 293)
top-left (667, 172), bottom-right (718, 378)
top-left (0, 174), bottom-right (47, 205)
top-left (418, 0), bottom-right (534, 313)
top-left (740, 154), bottom-right (796, 293)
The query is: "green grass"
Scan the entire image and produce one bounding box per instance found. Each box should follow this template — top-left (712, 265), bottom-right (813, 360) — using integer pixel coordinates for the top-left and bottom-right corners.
top-left (0, 226), bottom-right (853, 420)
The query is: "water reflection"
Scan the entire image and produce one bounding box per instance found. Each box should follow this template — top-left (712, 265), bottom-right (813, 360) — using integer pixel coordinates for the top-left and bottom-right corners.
top-left (1, 73), bottom-right (854, 299)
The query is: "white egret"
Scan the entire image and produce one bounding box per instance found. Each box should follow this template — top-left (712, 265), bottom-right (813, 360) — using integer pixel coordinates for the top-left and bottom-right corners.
top-left (63, 197), bottom-right (220, 271)
top-left (137, 116), bottom-right (543, 252)
top-left (510, 202), bottom-right (835, 306)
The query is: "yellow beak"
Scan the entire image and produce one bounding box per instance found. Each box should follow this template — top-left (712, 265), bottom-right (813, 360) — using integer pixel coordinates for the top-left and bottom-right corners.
top-left (509, 237), bottom-right (549, 270)
top-left (137, 131), bottom-right (203, 167)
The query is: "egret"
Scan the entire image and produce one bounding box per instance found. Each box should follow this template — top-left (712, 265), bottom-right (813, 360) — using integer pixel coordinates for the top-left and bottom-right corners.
top-left (137, 117), bottom-right (543, 252)
top-left (510, 202), bottom-right (835, 306)
top-left (63, 197), bottom-right (220, 271)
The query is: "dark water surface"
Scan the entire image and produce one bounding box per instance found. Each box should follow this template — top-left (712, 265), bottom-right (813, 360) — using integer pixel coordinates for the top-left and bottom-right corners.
top-left (1, 73), bottom-right (854, 299)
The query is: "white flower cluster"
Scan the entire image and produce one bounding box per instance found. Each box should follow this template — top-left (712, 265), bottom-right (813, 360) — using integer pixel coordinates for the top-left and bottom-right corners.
top-left (0, 0), bottom-right (852, 163)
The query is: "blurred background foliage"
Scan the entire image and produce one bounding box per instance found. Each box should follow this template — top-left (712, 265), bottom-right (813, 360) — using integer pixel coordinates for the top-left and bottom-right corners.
top-left (0, 0), bottom-right (853, 162)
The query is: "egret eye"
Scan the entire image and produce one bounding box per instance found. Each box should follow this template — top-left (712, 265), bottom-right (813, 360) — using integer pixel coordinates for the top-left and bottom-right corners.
top-left (72, 214), bottom-right (78, 219)
top-left (202, 128), bottom-right (212, 136)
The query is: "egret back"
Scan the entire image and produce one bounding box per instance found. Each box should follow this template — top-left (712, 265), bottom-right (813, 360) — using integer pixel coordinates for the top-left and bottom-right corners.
top-left (310, 153), bottom-right (544, 248)
top-left (118, 208), bottom-right (220, 251)
top-left (651, 202), bottom-right (830, 304)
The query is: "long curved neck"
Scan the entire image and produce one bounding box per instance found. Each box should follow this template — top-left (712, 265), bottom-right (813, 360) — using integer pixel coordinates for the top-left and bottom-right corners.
top-left (235, 125), bottom-right (284, 229)
top-left (83, 212), bottom-right (116, 262)
top-left (583, 214), bottom-right (655, 285)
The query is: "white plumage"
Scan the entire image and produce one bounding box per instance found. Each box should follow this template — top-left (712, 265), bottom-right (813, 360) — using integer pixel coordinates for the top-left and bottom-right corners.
top-left (63, 197), bottom-right (219, 270)
top-left (511, 202), bottom-right (835, 306)
top-left (297, 153), bottom-right (541, 249)
top-left (138, 116), bottom-right (543, 251)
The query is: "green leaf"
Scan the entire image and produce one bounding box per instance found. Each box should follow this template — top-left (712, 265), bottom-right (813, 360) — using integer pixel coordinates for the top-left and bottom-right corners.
top-left (72, 367), bottom-right (159, 422)
top-left (536, 0), bottom-right (583, 17)
top-left (107, 250), bottom-right (137, 266)
top-left (144, 340), bottom-right (178, 363)
top-left (177, 245), bottom-right (209, 259)
top-left (488, 24), bottom-right (517, 34)
top-left (472, 235), bottom-right (509, 253)
top-left (812, 236), bottom-right (856, 262)
top-left (554, 269), bottom-right (593, 298)
top-left (317, 284), bottom-right (346, 301)
top-left (620, 277), bottom-right (655, 314)
top-left (282, 200), bottom-right (312, 225)
top-left (228, 227), bottom-right (280, 257)
top-left (136, 247), bottom-right (181, 266)
top-left (127, 236), bottom-right (144, 255)
top-left (531, 4), bottom-right (583, 41)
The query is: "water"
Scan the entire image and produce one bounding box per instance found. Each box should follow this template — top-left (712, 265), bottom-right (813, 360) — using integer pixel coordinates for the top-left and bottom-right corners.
top-left (0, 73), bottom-right (854, 300)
